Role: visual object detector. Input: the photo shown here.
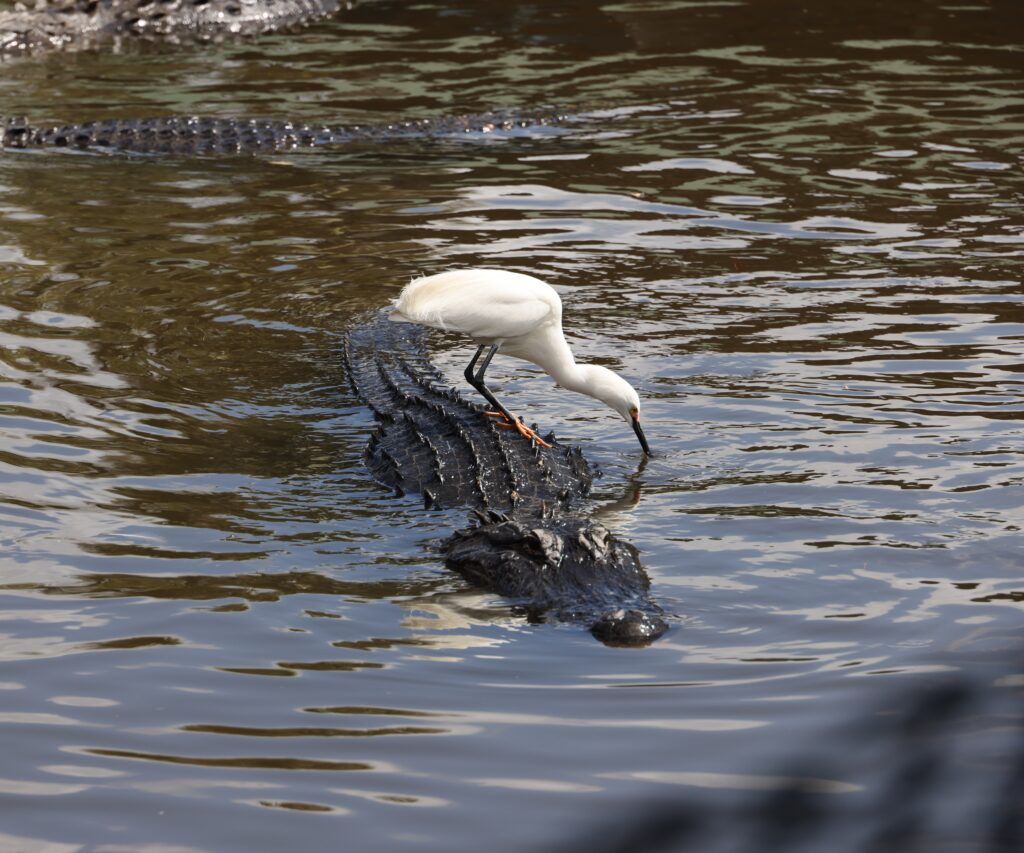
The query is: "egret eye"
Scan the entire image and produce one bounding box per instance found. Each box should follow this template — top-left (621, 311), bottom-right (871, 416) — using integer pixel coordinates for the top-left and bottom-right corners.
top-left (629, 406), bottom-right (639, 419)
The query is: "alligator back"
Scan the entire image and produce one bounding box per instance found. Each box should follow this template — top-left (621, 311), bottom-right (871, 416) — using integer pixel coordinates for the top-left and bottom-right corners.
top-left (342, 312), bottom-right (593, 513)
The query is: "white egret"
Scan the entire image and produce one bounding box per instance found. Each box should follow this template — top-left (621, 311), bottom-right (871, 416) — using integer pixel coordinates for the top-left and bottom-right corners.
top-left (389, 268), bottom-right (651, 455)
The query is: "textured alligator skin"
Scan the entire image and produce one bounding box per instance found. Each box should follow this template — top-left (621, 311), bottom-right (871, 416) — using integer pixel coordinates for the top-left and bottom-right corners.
top-left (343, 313), bottom-right (668, 646)
top-left (0, 0), bottom-right (343, 54)
top-left (0, 113), bottom-right (562, 154)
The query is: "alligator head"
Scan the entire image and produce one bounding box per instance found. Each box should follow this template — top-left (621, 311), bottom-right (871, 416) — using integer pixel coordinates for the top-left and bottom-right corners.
top-left (444, 510), bottom-right (669, 647)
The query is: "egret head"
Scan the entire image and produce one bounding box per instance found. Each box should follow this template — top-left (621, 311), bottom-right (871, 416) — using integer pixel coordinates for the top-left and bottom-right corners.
top-left (578, 365), bottom-right (651, 456)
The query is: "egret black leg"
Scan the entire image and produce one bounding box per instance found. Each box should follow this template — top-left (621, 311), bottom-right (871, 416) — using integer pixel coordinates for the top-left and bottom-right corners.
top-left (462, 346), bottom-right (553, 449)
top-left (464, 345), bottom-right (516, 423)
top-left (464, 345), bottom-right (486, 386)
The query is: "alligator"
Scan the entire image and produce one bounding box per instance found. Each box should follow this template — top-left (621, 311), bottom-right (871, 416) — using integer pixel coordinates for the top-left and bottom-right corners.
top-left (342, 312), bottom-right (668, 646)
top-left (0, 0), bottom-right (345, 54)
top-left (0, 112), bottom-right (564, 154)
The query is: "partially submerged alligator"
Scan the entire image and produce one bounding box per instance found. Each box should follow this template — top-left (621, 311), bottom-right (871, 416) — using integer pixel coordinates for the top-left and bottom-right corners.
top-left (343, 312), bottom-right (668, 646)
top-left (0, 0), bottom-right (567, 155)
top-left (0, 0), bottom-right (345, 54)
top-left (0, 113), bottom-right (562, 154)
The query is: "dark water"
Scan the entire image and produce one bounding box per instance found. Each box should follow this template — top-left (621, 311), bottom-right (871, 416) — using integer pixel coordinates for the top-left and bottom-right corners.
top-left (1, 1), bottom-right (1022, 850)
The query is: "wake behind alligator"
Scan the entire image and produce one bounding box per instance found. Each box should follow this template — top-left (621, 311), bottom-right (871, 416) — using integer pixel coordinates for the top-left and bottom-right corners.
top-left (343, 313), bottom-right (668, 646)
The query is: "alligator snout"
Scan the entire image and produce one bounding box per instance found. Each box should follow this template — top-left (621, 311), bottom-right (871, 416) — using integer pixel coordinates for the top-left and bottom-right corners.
top-left (589, 609), bottom-right (669, 647)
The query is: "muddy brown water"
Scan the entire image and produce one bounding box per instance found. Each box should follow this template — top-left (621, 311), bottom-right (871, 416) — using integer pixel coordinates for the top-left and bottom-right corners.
top-left (0, 1), bottom-right (1021, 851)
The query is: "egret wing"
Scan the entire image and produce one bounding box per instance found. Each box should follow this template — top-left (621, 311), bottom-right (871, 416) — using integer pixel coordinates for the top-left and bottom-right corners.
top-left (396, 270), bottom-right (560, 340)
top-left (439, 291), bottom-right (554, 340)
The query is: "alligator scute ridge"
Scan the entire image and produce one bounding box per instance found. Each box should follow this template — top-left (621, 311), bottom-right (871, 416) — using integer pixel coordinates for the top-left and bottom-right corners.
top-left (343, 312), bottom-right (668, 646)
top-left (0, 113), bottom-right (566, 154)
top-left (0, 0), bottom-right (346, 54)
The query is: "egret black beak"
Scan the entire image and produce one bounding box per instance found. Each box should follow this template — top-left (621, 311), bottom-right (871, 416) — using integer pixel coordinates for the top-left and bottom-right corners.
top-left (631, 412), bottom-right (651, 456)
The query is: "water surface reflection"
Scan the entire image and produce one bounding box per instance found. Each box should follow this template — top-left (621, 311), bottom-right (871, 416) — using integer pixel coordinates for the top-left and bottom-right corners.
top-left (1, 0), bottom-right (1021, 850)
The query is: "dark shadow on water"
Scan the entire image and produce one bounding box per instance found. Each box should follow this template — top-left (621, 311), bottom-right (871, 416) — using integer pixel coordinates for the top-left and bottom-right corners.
top-left (562, 638), bottom-right (1024, 853)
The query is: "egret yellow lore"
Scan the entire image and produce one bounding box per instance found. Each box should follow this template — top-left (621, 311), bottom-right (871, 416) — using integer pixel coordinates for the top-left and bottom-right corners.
top-left (388, 268), bottom-right (651, 455)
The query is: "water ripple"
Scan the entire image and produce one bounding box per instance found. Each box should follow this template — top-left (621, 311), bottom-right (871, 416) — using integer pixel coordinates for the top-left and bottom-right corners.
top-left (0, 1), bottom-right (1020, 850)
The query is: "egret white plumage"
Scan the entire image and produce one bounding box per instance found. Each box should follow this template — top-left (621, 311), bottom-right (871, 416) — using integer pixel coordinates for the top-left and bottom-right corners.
top-left (389, 269), bottom-right (651, 455)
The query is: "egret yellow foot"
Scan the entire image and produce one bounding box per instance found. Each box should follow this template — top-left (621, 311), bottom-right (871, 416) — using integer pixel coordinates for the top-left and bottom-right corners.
top-left (483, 411), bottom-right (553, 448)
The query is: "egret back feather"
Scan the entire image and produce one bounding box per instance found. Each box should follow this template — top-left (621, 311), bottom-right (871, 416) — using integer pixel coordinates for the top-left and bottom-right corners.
top-left (391, 269), bottom-right (559, 341)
